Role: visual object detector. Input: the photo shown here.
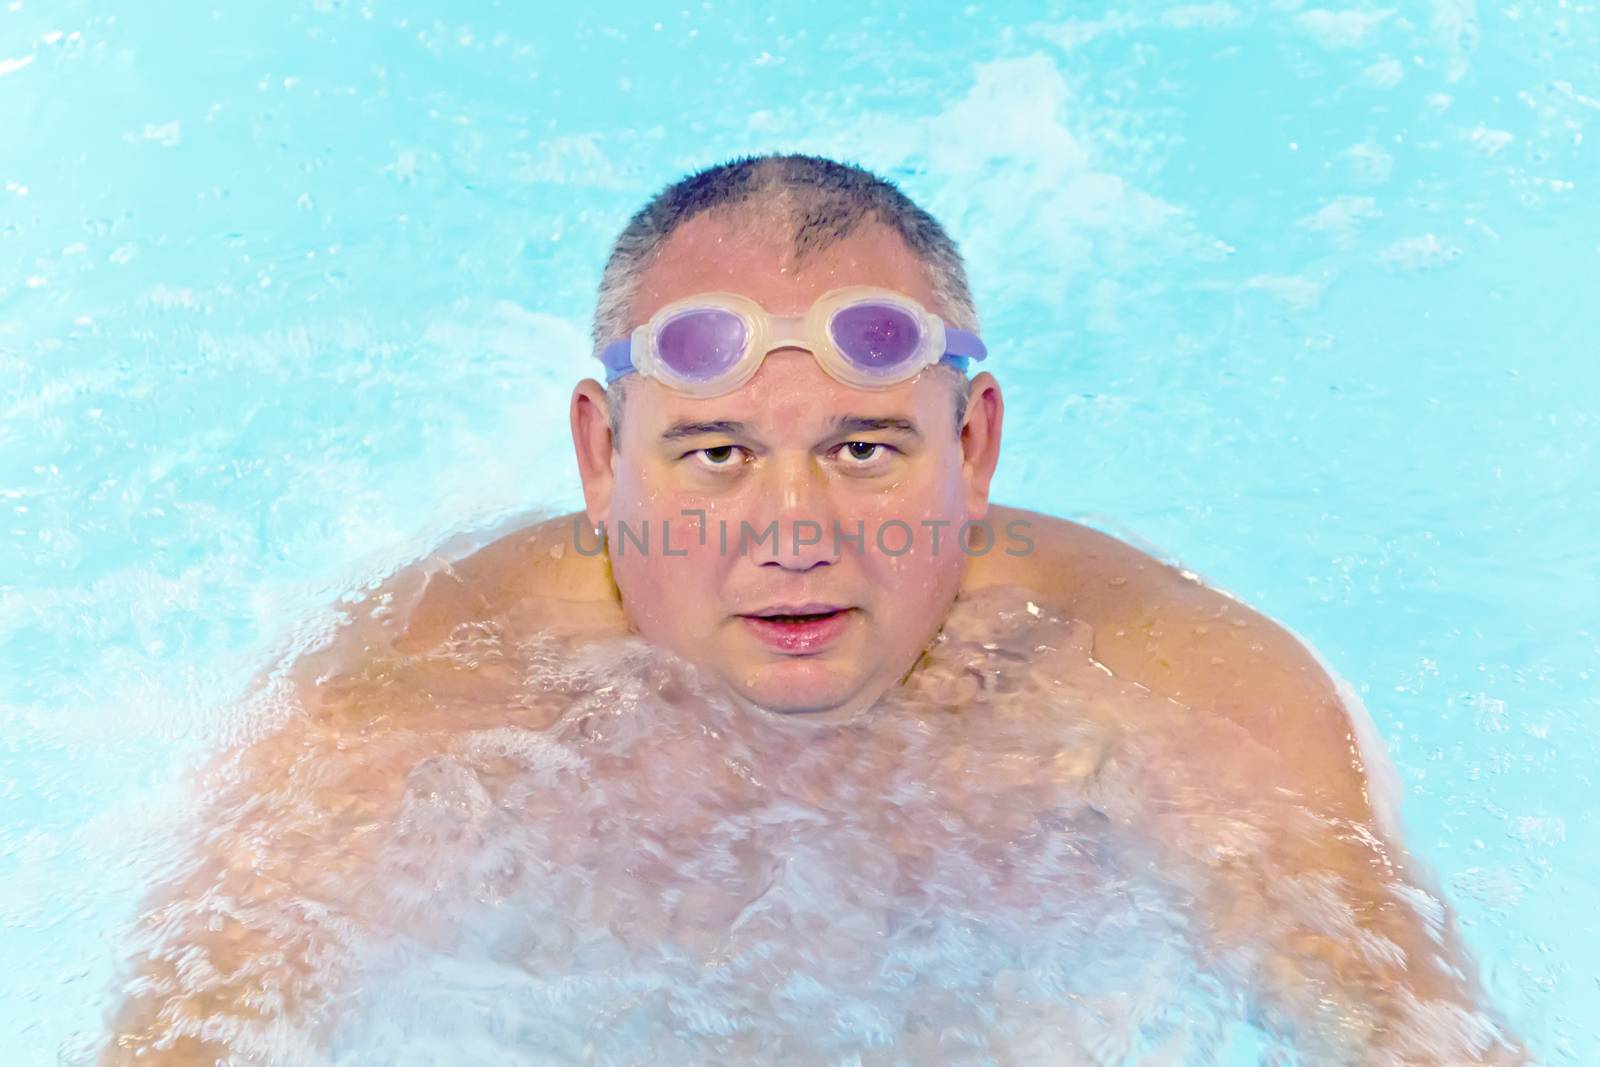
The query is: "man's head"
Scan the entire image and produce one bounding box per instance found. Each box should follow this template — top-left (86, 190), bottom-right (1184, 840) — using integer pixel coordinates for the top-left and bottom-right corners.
top-left (570, 154), bottom-right (1003, 720)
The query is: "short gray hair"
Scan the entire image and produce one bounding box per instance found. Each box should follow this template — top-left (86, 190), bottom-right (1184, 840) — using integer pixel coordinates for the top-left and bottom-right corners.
top-left (592, 153), bottom-right (979, 439)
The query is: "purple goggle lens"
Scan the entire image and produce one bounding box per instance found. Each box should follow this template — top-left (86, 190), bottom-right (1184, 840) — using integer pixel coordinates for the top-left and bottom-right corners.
top-left (828, 302), bottom-right (924, 376)
top-left (656, 307), bottom-right (749, 381)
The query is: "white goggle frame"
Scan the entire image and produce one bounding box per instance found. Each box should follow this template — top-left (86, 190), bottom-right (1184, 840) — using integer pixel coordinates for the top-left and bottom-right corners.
top-left (617, 286), bottom-right (960, 398)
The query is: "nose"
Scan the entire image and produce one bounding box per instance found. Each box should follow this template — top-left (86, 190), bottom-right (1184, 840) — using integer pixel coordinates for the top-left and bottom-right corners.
top-left (747, 452), bottom-right (840, 573)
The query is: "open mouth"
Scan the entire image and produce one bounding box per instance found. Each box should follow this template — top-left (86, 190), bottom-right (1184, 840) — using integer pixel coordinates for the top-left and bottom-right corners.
top-left (739, 606), bottom-right (853, 654)
top-left (753, 610), bottom-right (843, 623)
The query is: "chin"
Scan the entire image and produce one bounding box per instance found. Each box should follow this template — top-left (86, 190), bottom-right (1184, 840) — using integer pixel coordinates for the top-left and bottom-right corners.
top-left (734, 660), bottom-right (872, 717)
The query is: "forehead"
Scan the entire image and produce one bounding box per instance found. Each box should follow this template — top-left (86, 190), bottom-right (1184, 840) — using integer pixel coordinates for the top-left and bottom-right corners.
top-left (629, 211), bottom-right (945, 325)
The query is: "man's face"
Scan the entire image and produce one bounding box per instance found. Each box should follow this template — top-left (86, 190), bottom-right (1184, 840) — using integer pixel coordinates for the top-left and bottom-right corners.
top-left (576, 213), bottom-right (1000, 720)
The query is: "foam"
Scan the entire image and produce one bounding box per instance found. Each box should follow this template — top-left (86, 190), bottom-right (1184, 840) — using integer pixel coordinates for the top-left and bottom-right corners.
top-left (110, 587), bottom-right (1513, 1064)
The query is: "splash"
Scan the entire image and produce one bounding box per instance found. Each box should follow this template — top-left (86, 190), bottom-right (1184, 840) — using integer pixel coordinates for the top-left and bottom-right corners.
top-left (106, 588), bottom-right (1515, 1066)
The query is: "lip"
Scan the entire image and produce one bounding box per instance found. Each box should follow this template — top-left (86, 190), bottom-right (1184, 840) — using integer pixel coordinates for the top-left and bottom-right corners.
top-left (745, 602), bottom-right (846, 618)
top-left (738, 606), bottom-right (854, 655)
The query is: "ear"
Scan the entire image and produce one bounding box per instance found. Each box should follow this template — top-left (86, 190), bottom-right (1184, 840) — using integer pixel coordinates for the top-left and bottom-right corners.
top-left (958, 372), bottom-right (1003, 520)
top-left (569, 378), bottom-right (617, 526)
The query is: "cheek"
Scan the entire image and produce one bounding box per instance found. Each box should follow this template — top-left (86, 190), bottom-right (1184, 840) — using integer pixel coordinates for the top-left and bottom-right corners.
top-left (611, 530), bottom-right (730, 633)
top-left (861, 535), bottom-right (966, 589)
top-left (608, 463), bottom-right (664, 519)
top-left (851, 463), bottom-right (969, 536)
top-left (848, 470), bottom-right (970, 595)
top-left (850, 517), bottom-right (967, 597)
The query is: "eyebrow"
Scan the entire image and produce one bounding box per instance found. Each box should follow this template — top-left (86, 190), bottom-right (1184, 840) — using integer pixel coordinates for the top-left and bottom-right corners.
top-left (828, 415), bottom-right (922, 439)
top-left (657, 415), bottom-right (923, 442)
top-left (660, 420), bottom-right (747, 441)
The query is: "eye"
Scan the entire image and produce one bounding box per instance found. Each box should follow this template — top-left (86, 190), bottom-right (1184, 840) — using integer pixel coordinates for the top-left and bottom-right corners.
top-left (835, 441), bottom-right (894, 465)
top-left (689, 444), bottom-right (748, 469)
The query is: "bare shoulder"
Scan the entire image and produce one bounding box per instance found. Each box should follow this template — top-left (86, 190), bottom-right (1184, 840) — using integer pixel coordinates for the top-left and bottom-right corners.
top-left (266, 511), bottom-right (623, 716)
top-left (964, 504), bottom-right (1218, 635)
top-left (386, 510), bottom-right (625, 653)
top-left (100, 518), bottom-right (619, 1063)
top-left (968, 505), bottom-right (1373, 817)
top-left (964, 505), bottom-right (1172, 614)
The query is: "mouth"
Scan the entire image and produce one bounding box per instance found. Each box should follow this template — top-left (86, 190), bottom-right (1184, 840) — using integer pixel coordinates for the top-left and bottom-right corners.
top-left (738, 604), bottom-right (854, 654)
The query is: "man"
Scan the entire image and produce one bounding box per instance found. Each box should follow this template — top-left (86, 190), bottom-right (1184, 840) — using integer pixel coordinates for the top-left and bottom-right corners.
top-left (104, 154), bottom-right (1524, 1064)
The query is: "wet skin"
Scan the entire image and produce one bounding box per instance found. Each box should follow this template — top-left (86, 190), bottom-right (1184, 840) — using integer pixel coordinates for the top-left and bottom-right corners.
top-left (101, 215), bottom-right (1527, 1065)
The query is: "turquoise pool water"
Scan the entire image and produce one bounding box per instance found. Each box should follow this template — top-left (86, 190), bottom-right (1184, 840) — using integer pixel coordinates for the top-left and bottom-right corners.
top-left (3, 1), bottom-right (1596, 1062)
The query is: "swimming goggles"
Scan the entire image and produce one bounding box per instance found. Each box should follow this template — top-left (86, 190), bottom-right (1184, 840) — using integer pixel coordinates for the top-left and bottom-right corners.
top-left (599, 286), bottom-right (987, 398)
